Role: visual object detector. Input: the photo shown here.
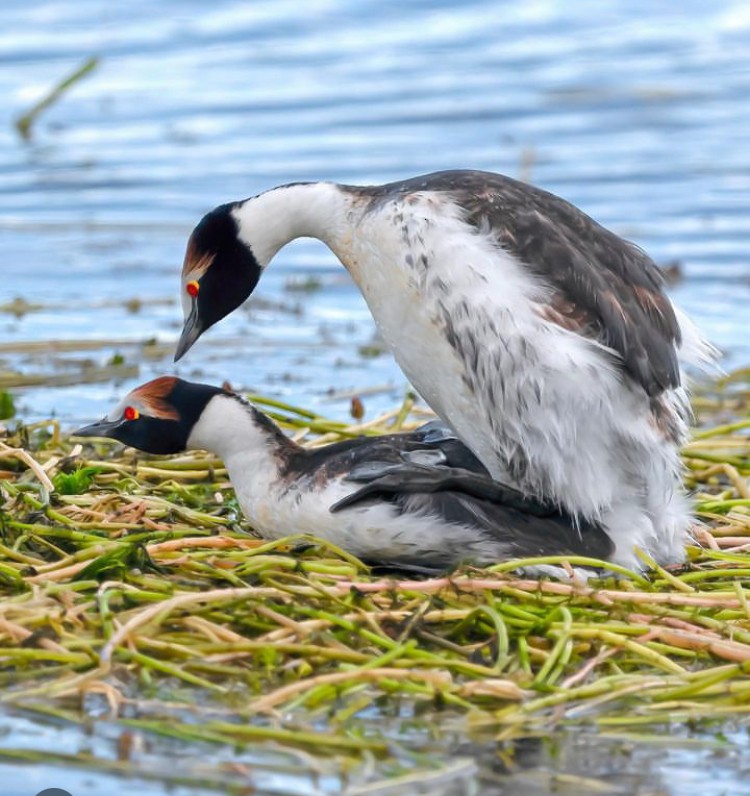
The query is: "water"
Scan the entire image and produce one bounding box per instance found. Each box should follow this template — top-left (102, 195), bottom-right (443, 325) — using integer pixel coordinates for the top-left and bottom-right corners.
top-left (2, 0), bottom-right (749, 425)
top-left (3, 705), bottom-right (750, 796)
top-left (2, 0), bottom-right (750, 792)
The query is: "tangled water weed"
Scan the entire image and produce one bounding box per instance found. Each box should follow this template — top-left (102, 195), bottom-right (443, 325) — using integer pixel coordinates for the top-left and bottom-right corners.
top-left (0, 374), bottom-right (749, 790)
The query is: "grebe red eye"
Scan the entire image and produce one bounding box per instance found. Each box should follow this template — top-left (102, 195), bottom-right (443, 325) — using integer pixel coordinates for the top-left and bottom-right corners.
top-left (186, 280), bottom-right (200, 298)
top-left (123, 406), bottom-right (139, 421)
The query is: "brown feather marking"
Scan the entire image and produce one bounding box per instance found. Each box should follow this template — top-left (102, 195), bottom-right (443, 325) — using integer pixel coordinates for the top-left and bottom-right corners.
top-left (349, 169), bottom-right (683, 395)
top-left (536, 293), bottom-right (593, 334)
top-left (633, 284), bottom-right (669, 323)
top-left (133, 377), bottom-right (180, 420)
top-left (182, 236), bottom-right (215, 280)
top-left (601, 289), bottom-right (629, 323)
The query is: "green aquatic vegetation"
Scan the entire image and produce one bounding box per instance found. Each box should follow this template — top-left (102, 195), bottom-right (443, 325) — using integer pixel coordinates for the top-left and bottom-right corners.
top-left (284, 275), bottom-right (323, 293)
top-left (0, 391), bottom-right (15, 420)
top-left (358, 343), bottom-right (387, 358)
top-left (53, 465), bottom-right (101, 495)
top-left (0, 372), bottom-right (748, 770)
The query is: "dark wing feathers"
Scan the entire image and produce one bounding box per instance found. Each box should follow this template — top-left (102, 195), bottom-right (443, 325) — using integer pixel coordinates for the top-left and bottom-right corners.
top-left (356, 170), bottom-right (682, 396)
top-left (401, 492), bottom-right (615, 561)
top-left (331, 461), bottom-right (560, 517)
top-left (291, 420), bottom-right (614, 563)
top-left (467, 192), bottom-right (681, 396)
top-left (332, 460), bottom-right (614, 561)
top-left (289, 419), bottom-right (489, 482)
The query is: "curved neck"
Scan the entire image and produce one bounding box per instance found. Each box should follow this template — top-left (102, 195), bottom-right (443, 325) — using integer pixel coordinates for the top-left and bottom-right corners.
top-left (187, 394), bottom-right (295, 463)
top-left (231, 182), bottom-right (353, 268)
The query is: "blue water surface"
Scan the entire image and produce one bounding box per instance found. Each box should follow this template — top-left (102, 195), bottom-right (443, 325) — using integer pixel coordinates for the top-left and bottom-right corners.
top-left (1, 0), bottom-right (748, 425)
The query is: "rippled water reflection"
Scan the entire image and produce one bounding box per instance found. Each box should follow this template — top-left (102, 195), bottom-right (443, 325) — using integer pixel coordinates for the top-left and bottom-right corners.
top-left (2, 0), bottom-right (749, 425)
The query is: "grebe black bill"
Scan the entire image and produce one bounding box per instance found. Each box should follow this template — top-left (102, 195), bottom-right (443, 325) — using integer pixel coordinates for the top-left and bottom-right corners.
top-left (74, 376), bottom-right (614, 573)
top-left (174, 169), bottom-right (716, 569)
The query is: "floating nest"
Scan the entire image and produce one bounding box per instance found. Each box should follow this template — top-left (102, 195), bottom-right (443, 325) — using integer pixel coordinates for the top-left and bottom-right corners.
top-left (0, 374), bottom-right (749, 782)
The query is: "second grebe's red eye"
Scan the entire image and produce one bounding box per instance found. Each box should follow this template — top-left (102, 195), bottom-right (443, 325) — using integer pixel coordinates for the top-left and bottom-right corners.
top-left (123, 406), bottom-right (140, 421)
top-left (186, 280), bottom-right (199, 298)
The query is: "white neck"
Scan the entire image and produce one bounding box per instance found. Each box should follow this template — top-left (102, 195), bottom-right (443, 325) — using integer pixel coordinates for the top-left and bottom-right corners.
top-left (186, 395), bottom-right (283, 464)
top-left (231, 182), bottom-right (353, 268)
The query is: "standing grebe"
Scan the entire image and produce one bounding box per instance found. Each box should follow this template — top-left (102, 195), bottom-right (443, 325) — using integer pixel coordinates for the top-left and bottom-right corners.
top-left (73, 376), bottom-right (613, 571)
top-left (173, 170), bottom-right (714, 569)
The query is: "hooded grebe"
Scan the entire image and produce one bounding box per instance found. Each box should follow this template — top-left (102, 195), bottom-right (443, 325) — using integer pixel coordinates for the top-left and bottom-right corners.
top-left (74, 376), bottom-right (613, 572)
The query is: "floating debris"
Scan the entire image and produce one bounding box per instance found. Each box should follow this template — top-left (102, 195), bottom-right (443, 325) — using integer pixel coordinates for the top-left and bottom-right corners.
top-left (284, 275), bottom-right (324, 293)
top-left (349, 395), bottom-right (365, 419)
top-left (0, 363), bottom-right (139, 390)
top-left (14, 56), bottom-right (99, 141)
top-left (660, 259), bottom-right (684, 286)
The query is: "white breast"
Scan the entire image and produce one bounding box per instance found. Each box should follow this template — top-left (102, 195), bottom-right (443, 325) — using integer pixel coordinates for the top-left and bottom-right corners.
top-left (340, 198), bottom-right (518, 469)
top-left (329, 193), bottom-right (692, 569)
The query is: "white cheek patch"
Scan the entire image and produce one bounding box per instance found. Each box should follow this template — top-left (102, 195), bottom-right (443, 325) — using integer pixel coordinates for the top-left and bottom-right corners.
top-left (106, 396), bottom-right (145, 422)
top-left (180, 286), bottom-right (193, 320)
top-left (106, 398), bottom-right (127, 422)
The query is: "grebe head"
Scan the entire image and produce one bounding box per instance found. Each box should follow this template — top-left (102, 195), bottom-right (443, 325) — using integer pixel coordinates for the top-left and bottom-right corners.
top-left (175, 203), bottom-right (261, 362)
top-left (73, 376), bottom-right (224, 454)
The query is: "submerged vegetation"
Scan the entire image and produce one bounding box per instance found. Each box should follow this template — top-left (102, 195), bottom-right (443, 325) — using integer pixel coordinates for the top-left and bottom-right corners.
top-left (0, 371), bottom-right (749, 786)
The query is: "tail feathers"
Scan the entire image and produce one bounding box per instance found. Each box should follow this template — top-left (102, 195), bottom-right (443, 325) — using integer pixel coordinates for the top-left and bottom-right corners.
top-left (673, 304), bottom-right (722, 375)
